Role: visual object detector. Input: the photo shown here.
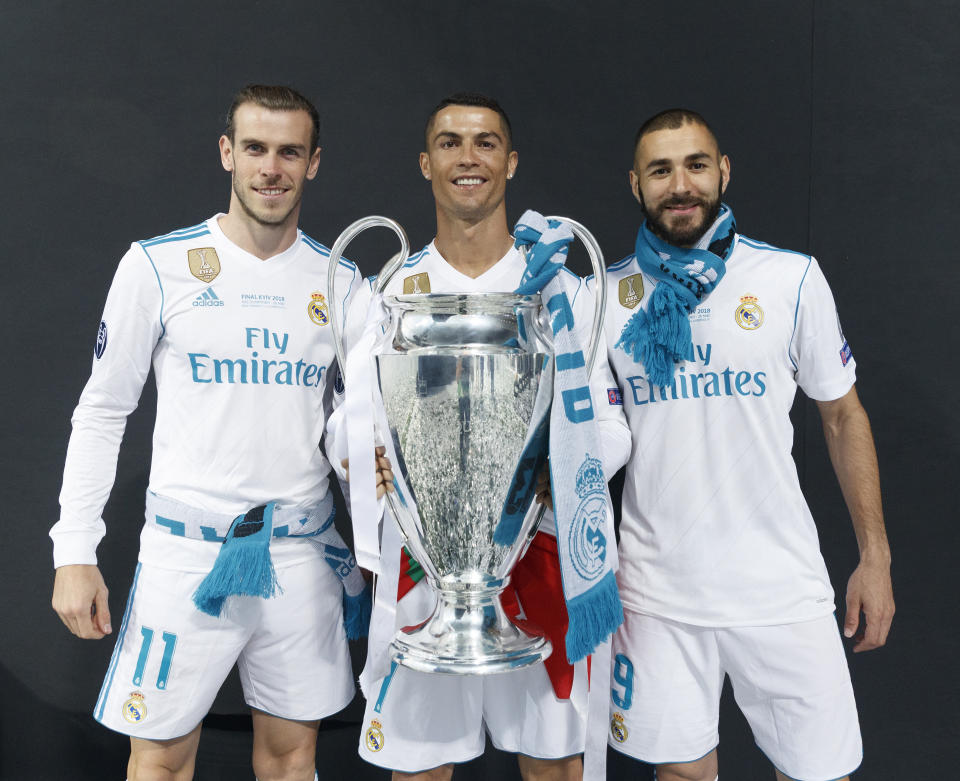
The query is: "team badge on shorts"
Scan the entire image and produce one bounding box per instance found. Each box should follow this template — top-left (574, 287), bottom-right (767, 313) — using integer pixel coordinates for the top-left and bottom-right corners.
top-left (187, 247), bottom-right (221, 283)
top-left (610, 712), bottom-right (628, 743)
top-left (365, 719), bottom-right (385, 752)
top-left (568, 455), bottom-right (608, 580)
top-left (735, 294), bottom-right (764, 330)
top-left (402, 272), bottom-right (431, 294)
top-left (619, 274), bottom-right (644, 308)
top-left (308, 291), bottom-right (329, 326)
top-left (122, 691), bottom-right (148, 724)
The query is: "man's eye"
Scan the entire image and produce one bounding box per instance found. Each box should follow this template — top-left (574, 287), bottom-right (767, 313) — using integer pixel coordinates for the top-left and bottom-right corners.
top-left (652, 168), bottom-right (669, 176)
top-left (282, 149), bottom-right (301, 158)
top-left (440, 140), bottom-right (457, 149)
top-left (690, 162), bottom-right (706, 170)
top-left (247, 144), bottom-right (263, 153)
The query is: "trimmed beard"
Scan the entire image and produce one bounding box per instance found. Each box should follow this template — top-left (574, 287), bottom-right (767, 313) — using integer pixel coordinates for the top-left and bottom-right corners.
top-left (232, 175), bottom-right (300, 227)
top-left (639, 181), bottom-right (723, 248)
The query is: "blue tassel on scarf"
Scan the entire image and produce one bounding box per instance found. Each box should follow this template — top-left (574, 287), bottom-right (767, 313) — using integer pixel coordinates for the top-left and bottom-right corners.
top-left (564, 570), bottom-right (624, 663)
top-left (193, 504), bottom-right (280, 617)
top-left (343, 581), bottom-right (373, 640)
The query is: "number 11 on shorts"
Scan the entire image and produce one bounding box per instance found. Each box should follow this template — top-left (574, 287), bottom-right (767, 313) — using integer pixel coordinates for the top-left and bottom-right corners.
top-left (133, 627), bottom-right (178, 690)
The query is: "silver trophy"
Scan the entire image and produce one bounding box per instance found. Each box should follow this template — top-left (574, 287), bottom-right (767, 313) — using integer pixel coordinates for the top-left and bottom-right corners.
top-left (328, 217), bottom-right (606, 675)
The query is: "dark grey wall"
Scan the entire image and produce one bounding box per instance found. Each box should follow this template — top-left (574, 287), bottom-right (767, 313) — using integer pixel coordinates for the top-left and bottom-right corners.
top-left (1, 0), bottom-right (956, 778)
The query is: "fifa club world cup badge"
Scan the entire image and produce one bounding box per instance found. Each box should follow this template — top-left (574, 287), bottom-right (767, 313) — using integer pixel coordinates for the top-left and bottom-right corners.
top-left (187, 247), bottom-right (221, 283)
top-left (402, 272), bottom-right (431, 294)
top-left (610, 712), bottom-right (628, 743)
top-left (122, 691), bottom-right (148, 724)
top-left (619, 274), bottom-right (644, 308)
top-left (735, 294), bottom-right (764, 330)
top-left (568, 455), bottom-right (607, 581)
top-left (308, 291), bottom-right (329, 326)
top-left (365, 719), bottom-right (385, 752)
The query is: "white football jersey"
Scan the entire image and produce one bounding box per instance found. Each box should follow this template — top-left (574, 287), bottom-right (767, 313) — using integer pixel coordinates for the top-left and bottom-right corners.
top-left (605, 234), bottom-right (856, 626)
top-left (334, 240), bottom-right (631, 535)
top-left (52, 215), bottom-right (361, 566)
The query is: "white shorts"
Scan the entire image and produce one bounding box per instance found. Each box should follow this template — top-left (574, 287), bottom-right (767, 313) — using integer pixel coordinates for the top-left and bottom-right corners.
top-left (94, 527), bottom-right (355, 740)
top-left (358, 584), bottom-right (587, 772)
top-left (608, 609), bottom-right (862, 781)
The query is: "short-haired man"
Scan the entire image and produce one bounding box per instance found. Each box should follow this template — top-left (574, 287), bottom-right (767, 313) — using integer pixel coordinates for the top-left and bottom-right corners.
top-left (602, 109), bottom-right (894, 781)
top-left (332, 93), bottom-right (630, 781)
top-left (50, 85), bottom-right (362, 781)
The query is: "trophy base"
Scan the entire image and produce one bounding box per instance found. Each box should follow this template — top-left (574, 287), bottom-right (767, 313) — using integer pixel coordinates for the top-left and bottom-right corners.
top-left (390, 587), bottom-right (553, 675)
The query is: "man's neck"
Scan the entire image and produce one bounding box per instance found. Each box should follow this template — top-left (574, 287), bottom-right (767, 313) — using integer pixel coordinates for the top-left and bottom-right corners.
top-left (218, 207), bottom-right (300, 260)
top-left (433, 209), bottom-right (514, 279)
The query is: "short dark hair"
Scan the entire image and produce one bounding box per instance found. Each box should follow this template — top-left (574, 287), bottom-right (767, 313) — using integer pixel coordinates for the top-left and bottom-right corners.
top-left (633, 108), bottom-right (719, 158)
top-left (424, 92), bottom-right (513, 150)
top-left (225, 84), bottom-right (321, 152)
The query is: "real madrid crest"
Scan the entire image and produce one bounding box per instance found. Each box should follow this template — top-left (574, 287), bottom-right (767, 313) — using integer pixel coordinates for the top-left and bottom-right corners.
top-left (187, 247), bottom-right (221, 283)
top-left (610, 712), bottom-right (628, 743)
top-left (308, 291), bottom-right (329, 326)
top-left (619, 274), bottom-right (644, 308)
top-left (735, 294), bottom-right (764, 330)
top-left (122, 691), bottom-right (148, 724)
top-left (567, 455), bottom-right (608, 581)
top-left (365, 719), bottom-right (385, 752)
top-left (403, 272), bottom-right (431, 294)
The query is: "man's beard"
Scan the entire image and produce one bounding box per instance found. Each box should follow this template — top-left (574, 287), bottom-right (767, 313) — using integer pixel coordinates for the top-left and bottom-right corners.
top-left (233, 176), bottom-right (299, 227)
top-left (640, 183), bottom-right (723, 248)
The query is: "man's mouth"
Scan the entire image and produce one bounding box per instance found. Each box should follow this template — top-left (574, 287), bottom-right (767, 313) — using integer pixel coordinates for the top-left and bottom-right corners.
top-left (663, 200), bottom-right (702, 215)
top-left (254, 187), bottom-right (287, 197)
top-left (453, 177), bottom-right (485, 187)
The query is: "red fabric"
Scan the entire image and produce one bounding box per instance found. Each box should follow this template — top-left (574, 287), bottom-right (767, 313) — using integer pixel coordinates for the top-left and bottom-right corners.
top-left (501, 532), bottom-right (586, 699)
top-left (397, 547), bottom-right (420, 600)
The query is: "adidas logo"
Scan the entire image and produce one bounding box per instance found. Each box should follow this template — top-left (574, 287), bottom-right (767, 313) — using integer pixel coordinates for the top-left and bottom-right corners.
top-left (193, 288), bottom-right (224, 307)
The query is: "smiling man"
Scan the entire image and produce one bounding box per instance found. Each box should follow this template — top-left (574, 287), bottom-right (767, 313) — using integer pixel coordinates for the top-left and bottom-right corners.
top-left (330, 93), bottom-right (630, 781)
top-left (50, 85), bottom-right (363, 781)
top-left (602, 109), bottom-right (895, 781)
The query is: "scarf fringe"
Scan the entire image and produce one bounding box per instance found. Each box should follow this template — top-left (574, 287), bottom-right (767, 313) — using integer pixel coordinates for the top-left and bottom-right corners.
top-left (564, 570), bottom-right (623, 663)
top-left (343, 581), bottom-right (373, 640)
top-left (616, 285), bottom-right (692, 388)
top-left (192, 533), bottom-right (281, 617)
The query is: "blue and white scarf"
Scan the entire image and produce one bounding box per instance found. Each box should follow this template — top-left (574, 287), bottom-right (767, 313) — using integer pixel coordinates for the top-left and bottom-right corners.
top-left (510, 210), bottom-right (623, 664)
top-left (616, 204), bottom-right (736, 386)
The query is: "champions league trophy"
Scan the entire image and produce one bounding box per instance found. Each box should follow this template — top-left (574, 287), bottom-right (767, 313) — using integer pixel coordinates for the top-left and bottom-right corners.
top-left (328, 216), bottom-right (606, 675)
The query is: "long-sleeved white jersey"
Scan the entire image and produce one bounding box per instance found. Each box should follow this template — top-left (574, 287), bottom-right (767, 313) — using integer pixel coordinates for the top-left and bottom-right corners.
top-left (51, 215), bottom-right (361, 567)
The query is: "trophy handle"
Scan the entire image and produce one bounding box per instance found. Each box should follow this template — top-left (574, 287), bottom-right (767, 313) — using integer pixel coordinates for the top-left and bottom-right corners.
top-left (326, 216), bottom-right (410, 374)
top-left (546, 216), bottom-right (607, 377)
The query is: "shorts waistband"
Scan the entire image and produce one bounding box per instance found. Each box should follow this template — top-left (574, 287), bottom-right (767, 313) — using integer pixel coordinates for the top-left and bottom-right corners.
top-left (144, 491), bottom-right (335, 542)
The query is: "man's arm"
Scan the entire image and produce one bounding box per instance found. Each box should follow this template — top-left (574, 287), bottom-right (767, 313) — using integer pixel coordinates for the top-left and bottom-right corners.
top-left (816, 385), bottom-right (894, 652)
top-left (51, 243), bottom-right (162, 639)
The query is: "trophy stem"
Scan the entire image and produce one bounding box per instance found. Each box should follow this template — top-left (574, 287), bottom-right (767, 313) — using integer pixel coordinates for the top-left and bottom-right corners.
top-left (390, 582), bottom-right (552, 675)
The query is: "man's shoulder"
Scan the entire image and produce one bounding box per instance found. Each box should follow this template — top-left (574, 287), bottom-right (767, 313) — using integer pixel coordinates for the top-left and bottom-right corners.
top-left (136, 220), bottom-right (213, 252)
top-left (605, 253), bottom-right (639, 281)
top-left (299, 232), bottom-right (359, 275)
top-left (733, 234), bottom-right (811, 265)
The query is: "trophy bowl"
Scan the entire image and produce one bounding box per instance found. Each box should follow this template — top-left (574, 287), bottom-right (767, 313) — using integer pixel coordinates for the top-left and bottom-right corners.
top-left (376, 293), bottom-right (554, 675)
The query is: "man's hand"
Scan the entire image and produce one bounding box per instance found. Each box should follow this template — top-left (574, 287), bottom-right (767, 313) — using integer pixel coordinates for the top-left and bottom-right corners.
top-left (52, 564), bottom-right (112, 639)
top-left (535, 466), bottom-right (553, 511)
top-left (844, 556), bottom-right (894, 652)
top-left (342, 445), bottom-right (395, 499)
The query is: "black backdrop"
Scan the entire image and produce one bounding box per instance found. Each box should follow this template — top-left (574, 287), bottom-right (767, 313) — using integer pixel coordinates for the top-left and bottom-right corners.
top-left (1, 1), bottom-right (957, 778)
